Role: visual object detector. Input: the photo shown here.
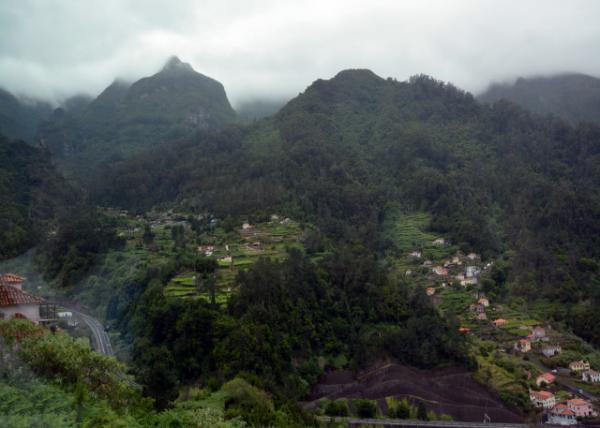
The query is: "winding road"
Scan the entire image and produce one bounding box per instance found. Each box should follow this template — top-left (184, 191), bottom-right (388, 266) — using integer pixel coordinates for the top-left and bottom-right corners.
top-left (71, 309), bottom-right (114, 356)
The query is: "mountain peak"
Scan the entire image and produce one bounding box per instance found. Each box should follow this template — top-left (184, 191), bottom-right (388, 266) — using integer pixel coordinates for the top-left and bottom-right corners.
top-left (161, 56), bottom-right (194, 73)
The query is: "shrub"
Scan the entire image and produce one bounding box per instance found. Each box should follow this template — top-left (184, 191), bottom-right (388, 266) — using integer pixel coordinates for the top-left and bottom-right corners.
top-left (353, 399), bottom-right (377, 418)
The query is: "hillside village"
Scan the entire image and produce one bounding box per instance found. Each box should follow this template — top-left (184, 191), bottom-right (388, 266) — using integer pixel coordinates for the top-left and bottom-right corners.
top-left (3, 208), bottom-right (600, 425)
top-left (400, 233), bottom-right (600, 425)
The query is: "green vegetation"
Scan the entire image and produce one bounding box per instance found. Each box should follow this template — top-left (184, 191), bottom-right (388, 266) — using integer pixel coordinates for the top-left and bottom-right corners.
top-left (0, 134), bottom-right (74, 260)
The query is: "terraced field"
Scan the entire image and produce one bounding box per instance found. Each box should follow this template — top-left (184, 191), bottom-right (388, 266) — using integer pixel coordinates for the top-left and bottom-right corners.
top-left (163, 219), bottom-right (305, 303)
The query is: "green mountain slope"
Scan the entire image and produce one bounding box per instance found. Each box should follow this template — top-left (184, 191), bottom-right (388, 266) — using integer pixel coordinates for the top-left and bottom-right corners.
top-left (0, 134), bottom-right (75, 259)
top-left (478, 73), bottom-right (600, 124)
top-left (37, 56), bottom-right (236, 180)
top-left (95, 69), bottom-right (600, 300)
top-left (0, 88), bottom-right (52, 141)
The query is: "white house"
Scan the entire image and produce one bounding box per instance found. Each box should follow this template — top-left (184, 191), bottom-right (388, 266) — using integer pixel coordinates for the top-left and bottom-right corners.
top-left (529, 390), bottom-right (555, 409)
top-left (432, 238), bottom-right (445, 246)
top-left (541, 344), bottom-right (562, 358)
top-left (569, 360), bottom-right (591, 372)
top-left (466, 266), bottom-right (481, 278)
top-left (582, 369), bottom-right (600, 383)
top-left (0, 281), bottom-right (44, 324)
top-left (547, 404), bottom-right (577, 426)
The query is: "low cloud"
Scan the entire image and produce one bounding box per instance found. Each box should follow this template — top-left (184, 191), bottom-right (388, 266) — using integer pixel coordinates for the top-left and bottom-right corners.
top-left (1, 0), bottom-right (600, 106)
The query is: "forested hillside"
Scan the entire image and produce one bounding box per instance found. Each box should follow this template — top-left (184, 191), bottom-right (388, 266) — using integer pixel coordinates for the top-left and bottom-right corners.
top-left (0, 134), bottom-right (75, 260)
top-left (96, 69), bottom-right (600, 303)
top-left (37, 56), bottom-right (236, 180)
top-left (478, 73), bottom-right (600, 124)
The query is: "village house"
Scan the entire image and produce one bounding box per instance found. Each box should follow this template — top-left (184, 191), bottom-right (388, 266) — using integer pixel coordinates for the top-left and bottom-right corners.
top-left (493, 318), bottom-right (508, 327)
top-left (425, 287), bottom-right (436, 296)
top-left (541, 344), bottom-right (562, 358)
top-left (529, 390), bottom-right (556, 409)
top-left (423, 260), bottom-right (433, 267)
top-left (0, 273), bottom-right (25, 289)
top-left (465, 266), bottom-right (481, 278)
top-left (547, 404), bottom-right (577, 426)
top-left (270, 214), bottom-right (280, 221)
top-left (219, 256), bottom-right (233, 265)
top-left (198, 245), bottom-right (215, 256)
top-left (529, 326), bottom-right (546, 342)
top-left (476, 312), bottom-right (488, 321)
top-left (455, 273), bottom-right (465, 281)
top-left (432, 266), bottom-right (448, 276)
top-left (458, 327), bottom-right (471, 334)
top-left (452, 256), bottom-right (462, 265)
top-left (405, 270), bottom-right (412, 276)
top-left (582, 369), bottom-right (600, 383)
top-left (432, 238), bottom-right (445, 246)
top-left (515, 338), bottom-right (531, 353)
top-left (467, 252), bottom-right (479, 260)
top-left (567, 398), bottom-right (597, 417)
top-left (0, 278), bottom-right (44, 324)
top-left (569, 360), bottom-right (591, 372)
top-left (242, 222), bottom-right (253, 230)
top-left (478, 297), bottom-right (490, 307)
top-left (536, 372), bottom-right (556, 387)
top-left (470, 303), bottom-right (486, 314)
top-left (409, 251), bottom-right (422, 258)
top-left (461, 277), bottom-right (478, 286)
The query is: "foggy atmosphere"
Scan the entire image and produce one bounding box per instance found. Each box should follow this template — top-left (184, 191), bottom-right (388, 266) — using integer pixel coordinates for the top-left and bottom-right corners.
top-left (2, 1), bottom-right (600, 427)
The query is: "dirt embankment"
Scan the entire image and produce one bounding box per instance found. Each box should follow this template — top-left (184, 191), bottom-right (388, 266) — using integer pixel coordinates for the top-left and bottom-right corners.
top-left (303, 362), bottom-right (523, 423)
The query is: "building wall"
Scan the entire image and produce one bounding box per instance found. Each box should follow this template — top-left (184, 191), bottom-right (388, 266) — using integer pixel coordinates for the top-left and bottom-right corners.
top-left (0, 304), bottom-right (40, 323)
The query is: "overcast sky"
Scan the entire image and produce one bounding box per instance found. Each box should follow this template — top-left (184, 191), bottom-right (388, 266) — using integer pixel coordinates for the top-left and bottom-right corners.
top-left (1, 0), bottom-right (600, 106)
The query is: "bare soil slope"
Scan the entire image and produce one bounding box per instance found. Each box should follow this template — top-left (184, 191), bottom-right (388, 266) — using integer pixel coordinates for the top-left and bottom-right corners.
top-left (304, 362), bottom-right (523, 423)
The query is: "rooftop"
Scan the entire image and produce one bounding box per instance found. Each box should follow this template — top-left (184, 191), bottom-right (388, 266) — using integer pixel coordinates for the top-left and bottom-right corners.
top-left (0, 284), bottom-right (43, 307)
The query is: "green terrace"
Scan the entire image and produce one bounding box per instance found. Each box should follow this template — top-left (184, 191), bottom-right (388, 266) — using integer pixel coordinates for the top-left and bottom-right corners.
top-left (163, 218), bottom-right (306, 303)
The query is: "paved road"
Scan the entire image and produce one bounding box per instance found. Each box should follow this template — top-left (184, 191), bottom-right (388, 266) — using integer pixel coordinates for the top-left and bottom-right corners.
top-left (72, 309), bottom-right (114, 356)
top-left (318, 417), bottom-right (528, 428)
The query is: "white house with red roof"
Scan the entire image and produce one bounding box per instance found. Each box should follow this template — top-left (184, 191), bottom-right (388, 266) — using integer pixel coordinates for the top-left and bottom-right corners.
top-left (547, 403), bottom-right (577, 425)
top-left (536, 372), bottom-right (556, 387)
top-left (529, 390), bottom-right (556, 409)
top-left (0, 276), bottom-right (44, 324)
top-left (567, 398), bottom-right (597, 417)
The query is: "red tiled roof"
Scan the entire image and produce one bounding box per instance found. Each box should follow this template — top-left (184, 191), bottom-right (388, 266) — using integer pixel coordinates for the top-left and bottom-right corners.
top-left (530, 390), bottom-right (554, 400)
top-left (0, 273), bottom-right (25, 285)
top-left (552, 403), bottom-right (575, 416)
top-left (0, 284), bottom-right (43, 307)
top-left (538, 372), bottom-right (556, 383)
top-left (568, 398), bottom-right (590, 407)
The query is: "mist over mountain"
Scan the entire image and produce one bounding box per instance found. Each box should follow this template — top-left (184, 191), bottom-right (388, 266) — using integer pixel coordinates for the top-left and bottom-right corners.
top-left (0, 88), bottom-right (52, 141)
top-left (478, 73), bottom-right (600, 124)
top-left (36, 56), bottom-right (236, 179)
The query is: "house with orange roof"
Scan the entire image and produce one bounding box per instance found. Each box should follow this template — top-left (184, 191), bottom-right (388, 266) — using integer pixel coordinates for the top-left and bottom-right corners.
top-left (529, 390), bottom-right (555, 409)
top-left (547, 403), bottom-right (577, 425)
top-left (515, 338), bottom-right (531, 353)
top-left (0, 273), bottom-right (25, 290)
top-left (567, 398), bottom-right (597, 417)
top-left (0, 281), bottom-right (44, 324)
top-left (458, 327), bottom-right (471, 334)
top-left (432, 266), bottom-right (448, 276)
top-left (536, 372), bottom-right (556, 387)
top-left (425, 287), bottom-right (436, 296)
top-left (493, 318), bottom-right (508, 327)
